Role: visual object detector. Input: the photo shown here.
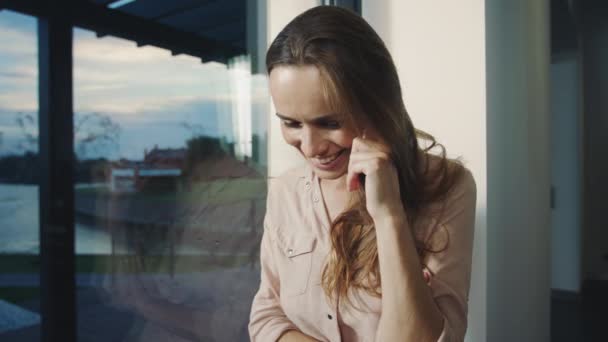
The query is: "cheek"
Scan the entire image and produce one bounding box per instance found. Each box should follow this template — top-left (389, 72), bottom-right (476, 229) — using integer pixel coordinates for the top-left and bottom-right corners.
top-left (335, 130), bottom-right (356, 148)
top-left (281, 127), bottom-right (299, 147)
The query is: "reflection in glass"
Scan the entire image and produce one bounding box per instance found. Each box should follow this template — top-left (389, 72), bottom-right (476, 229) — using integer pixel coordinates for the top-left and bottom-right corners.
top-left (73, 24), bottom-right (268, 341)
top-left (0, 10), bottom-right (41, 340)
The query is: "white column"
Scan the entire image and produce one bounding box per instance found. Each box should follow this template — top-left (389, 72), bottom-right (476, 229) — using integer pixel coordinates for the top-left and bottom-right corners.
top-left (486, 1), bottom-right (551, 341)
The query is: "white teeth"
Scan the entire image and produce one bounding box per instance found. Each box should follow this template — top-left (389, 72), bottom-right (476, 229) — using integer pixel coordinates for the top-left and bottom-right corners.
top-left (316, 151), bottom-right (341, 164)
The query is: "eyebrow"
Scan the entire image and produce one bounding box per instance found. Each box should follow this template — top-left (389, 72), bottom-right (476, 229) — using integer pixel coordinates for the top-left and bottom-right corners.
top-left (275, 112), bottom-right (341, 124)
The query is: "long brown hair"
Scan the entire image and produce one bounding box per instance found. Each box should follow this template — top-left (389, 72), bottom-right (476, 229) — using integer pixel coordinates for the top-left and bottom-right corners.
top-left (266, 6), bottom-right (465, 306)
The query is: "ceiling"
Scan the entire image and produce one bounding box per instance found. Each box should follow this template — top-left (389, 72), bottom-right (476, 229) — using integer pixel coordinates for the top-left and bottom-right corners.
top-left (2, 0), bottom-right (252, 63)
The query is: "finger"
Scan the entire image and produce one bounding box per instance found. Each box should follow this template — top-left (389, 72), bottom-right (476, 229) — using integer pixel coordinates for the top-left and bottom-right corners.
top-left (347, 160), bottom-right (368, 192)
top-left (350, 157), bottom-right (388, 177)
top-left (423, 269), bottom-right (432, 286)
top-left (351, 137), bottom-right (362, 154)
top-left (360, 127), bottom-right (388, 145)
top-left (348, 150), bottom-right (391, 163)
top-left (347, 167), bottom-right (360, 192)
top-left (347, 157), bottom-right (362, 191)
top-left (351, 136), bottom-right (390, 154)
top-left (347, 158), bottom-right (380, 192)
top-left (347, 152), bottom-right (389, 191)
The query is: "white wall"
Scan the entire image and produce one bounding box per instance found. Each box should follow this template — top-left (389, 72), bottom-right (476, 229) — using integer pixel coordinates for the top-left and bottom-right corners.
top-left (363, 1), bottom-right (487, 341)
top-left (550, 57), bottom-right (582, 292)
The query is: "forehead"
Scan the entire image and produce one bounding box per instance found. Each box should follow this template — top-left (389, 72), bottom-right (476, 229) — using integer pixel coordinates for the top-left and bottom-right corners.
top-left (269, 65), bottom-right (334, 120)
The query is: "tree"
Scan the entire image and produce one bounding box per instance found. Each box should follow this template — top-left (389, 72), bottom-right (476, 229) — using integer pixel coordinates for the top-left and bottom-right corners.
top-left (13, 111), bottom-right (121, 159)
top-left (74, 112), bottom-right (121, 159)
top-left (15, 112), bottom-right (37, 153)
top-left (180, 121), bottom-right (235, 170)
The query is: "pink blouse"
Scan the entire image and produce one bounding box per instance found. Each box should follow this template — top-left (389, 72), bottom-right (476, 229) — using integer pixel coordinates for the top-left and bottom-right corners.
top-left (248, 163), bottom-right (477, 342)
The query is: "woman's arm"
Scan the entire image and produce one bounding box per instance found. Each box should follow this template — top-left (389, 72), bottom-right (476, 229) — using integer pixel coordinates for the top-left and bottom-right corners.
top-left (374, 212), bottom-right (444, 342)
top-left (347, 134), bottom-right (477, 341)
top-left (374, 170), bottom-right (477, 342)
top-left (346, 135), bottom-right (445, 341)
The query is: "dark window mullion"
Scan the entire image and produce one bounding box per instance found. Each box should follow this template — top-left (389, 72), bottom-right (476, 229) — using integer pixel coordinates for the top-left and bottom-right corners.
top-left (38, 7), bottom-right (76, 342)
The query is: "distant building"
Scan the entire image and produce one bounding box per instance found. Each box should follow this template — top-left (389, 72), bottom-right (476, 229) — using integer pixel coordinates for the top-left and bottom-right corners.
top-left (109, 146), bottom-right (187, 193)
top-left (144, 145), bottom-right (187, 169)
top-left (109, 166), bottom-right (137, 193)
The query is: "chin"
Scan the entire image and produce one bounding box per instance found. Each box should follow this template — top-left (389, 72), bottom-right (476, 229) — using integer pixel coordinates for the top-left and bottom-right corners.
top-left (310, 166), bottom-right (347, 180)
top-left (304, 147), bottom-right (351, 179)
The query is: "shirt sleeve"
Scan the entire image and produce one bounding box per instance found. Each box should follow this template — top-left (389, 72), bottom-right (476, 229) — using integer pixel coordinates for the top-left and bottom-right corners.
top-left (248, 213), bottom-right (298, 341)
top-left (425, 169), bottom-right (477, 342)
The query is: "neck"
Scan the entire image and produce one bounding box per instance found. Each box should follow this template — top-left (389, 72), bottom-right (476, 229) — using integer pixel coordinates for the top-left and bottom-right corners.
top-left (319, 174), bottom-right (353, 222)
top-left (320, 173), bottom-right (348, 195)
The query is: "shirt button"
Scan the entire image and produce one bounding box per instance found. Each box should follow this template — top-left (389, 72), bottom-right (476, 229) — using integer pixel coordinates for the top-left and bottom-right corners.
top-left (287, 248), bottom-right (293, 256)
top-left (305, 181), bottom-right (311, 188)
top-left (313, 196), bottom-right (319, 202)
top-left (327, 314), bottom-right (333, 320)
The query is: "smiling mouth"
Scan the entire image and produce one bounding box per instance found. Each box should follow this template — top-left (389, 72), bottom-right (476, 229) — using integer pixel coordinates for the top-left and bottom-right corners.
top-left (314, 150), bottom-right (345, 165)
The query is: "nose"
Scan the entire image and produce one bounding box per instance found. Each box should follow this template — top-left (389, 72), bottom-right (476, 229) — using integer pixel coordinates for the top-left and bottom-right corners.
top-left (300, 126), bottom-right (328, 158)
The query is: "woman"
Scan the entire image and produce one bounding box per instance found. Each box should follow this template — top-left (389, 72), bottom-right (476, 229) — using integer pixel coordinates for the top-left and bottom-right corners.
top-left (249, 6), bottom-right (476, 342)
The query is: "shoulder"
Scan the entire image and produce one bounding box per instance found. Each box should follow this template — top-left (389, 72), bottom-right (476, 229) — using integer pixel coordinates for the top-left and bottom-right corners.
top-left (264, 163), bottom-right (312, 230)
top-left (446, 163), bottom-right (476, 204)
top-left (421, 153), bottom-right (477, 202)
top-left (449, 164), bottom-right (477, 210)
top-left (434, 162), bottom-right (477, 238)
top-left (269, 164), bottom-right (310, 188)
top-left (415, 155), bottom-right (477, 240)
top-left (267, 163), bottom-right (311, 199)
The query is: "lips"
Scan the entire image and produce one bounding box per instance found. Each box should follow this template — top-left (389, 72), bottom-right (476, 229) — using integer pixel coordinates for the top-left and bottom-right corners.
top-left (310, 149), bottom-right (348, 171)
top-left (316, 151), bottom-right (343, 164)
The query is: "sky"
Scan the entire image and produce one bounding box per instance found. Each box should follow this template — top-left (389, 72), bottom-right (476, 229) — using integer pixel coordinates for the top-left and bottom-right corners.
top-left (0, 10), bottom-right (269, 160)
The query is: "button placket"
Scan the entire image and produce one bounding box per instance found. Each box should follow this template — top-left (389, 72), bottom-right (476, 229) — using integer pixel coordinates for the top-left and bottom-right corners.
top-left (306, 176), bottom-right (320, 203)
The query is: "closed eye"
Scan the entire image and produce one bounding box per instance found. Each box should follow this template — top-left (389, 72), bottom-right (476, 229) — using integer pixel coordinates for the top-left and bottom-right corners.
top-left (276, 113), bottom-right (341, 129)
top-left (281, 119), bottom-right (302, 128)
top-left (317, 120), bottom-right (341, 129)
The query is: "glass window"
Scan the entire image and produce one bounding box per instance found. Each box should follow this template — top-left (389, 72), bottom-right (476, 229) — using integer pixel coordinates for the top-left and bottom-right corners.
top-left (72, 7), bottom-right (268, 341)
top-left (0, 10), bottom-right (41, 341)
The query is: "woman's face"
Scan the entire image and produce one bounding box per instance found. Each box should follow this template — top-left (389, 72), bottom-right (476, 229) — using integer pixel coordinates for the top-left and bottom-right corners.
top-left (269, 65), bottom-right (357, 180)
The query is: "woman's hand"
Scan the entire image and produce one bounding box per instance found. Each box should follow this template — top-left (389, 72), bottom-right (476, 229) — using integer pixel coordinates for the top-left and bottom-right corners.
top-left (346, 132), bottom-right (406, 223)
